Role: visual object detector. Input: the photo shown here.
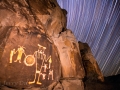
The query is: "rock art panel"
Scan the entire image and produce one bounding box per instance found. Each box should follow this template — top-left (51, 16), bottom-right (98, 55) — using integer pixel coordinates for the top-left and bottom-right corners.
top-left (0, 28), bottom-right (61, 88)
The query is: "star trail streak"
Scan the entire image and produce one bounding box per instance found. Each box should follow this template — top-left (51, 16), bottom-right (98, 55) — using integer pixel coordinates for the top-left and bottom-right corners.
top-left (57, 0), bottom-right (120, 76)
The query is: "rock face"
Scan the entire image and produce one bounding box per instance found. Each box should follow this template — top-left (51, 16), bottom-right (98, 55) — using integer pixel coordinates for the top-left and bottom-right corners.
top-left (0, 29), bottom-right (61, 88)
top-left (79, 42), bottom-right (104, 82)
top-left (0, 0), bottom-right (65, 89)
top-left (0, 0), bottom-right (103, 90)
top-left (52, 30), bottom-right (85, 90)
top-left (52, 30), bottom-right (85, 78)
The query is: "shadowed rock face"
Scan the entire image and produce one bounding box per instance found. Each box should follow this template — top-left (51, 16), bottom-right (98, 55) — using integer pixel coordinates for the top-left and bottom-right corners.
top-left (84, 74), bottom-right (120, 90)
top-left (79, 41), bottom-right (104, 82)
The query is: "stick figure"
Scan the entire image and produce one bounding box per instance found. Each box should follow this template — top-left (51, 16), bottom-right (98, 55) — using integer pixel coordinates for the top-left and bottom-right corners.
top-left (40, 73), bottom-right (46, 80)
top-left (48, 70), bottom-right (53, 80)
top-left (42, 64), bottom-right (48, 72)
top-left (29, 44), bottom-right (47, 85)
top-left (9, 49), bottom-right (16, 63)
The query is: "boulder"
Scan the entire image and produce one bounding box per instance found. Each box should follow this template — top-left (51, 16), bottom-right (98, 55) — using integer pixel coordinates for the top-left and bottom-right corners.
top-left (0, 0), bottom-right (104, 90)
top-left (0, 0), bottom-right (67, 89)
top-left (79, 41), bottom-right (104, 82)
top-left (52, 30), bottom-right (85, 78)
top-left (0, 27), bottom-right (61, 88)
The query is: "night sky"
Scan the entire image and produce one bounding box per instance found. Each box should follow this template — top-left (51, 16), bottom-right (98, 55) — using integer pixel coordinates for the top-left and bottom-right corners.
top-left (57, 0), bottom-right (120, 76)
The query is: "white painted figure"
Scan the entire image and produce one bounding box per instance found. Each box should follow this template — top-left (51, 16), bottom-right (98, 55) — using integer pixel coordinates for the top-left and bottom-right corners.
top-left (48, 70), bottom-right (53, 80)
top-left (42, 64), bottom-right (48, 72)
top-left (40, 73), bottom-right (46, 80)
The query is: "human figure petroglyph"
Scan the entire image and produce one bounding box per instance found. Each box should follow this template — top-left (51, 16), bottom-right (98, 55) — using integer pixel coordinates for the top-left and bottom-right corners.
top-left (38, 44), bottom-right (46, 52)
top-left (9, 44), bottom-right (54, 85)
top-left (48, 70), bottom-right (53, 80)
top-left (42, 64), bottom-right (48, 72)
top-left (14, 46), bottom-right (26, 63)
top-left (9, 49), bottom-right (16, 63)
top-left (37, 44), bottom-right (46, 60)
top-left (29, 44), bottom-right (47, 85)
top-left (40, 73), bottom-right (46, 80)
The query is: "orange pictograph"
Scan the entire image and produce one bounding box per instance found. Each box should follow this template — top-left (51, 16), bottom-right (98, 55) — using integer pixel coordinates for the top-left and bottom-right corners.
top-left (9, 44), bottom-right (53, 85)
top-left (14, 46), bottom-right (26, 63)
top-left (9, 49), bottom-right (15, 63)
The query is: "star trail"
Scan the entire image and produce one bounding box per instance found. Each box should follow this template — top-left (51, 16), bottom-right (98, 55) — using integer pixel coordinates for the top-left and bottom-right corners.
top-left (57, 0), bottom-right (120, 76)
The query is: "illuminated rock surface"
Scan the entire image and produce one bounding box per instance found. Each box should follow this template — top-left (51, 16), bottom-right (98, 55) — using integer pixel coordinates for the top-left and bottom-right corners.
top-left (0, 0), bottom-right (104, 90)
top-left (0, 0), bottom-right (63, 89)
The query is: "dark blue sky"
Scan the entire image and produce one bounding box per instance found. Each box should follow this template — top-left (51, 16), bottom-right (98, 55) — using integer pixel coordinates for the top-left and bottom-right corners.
top-left (57, 0), bottom-right (120, 76)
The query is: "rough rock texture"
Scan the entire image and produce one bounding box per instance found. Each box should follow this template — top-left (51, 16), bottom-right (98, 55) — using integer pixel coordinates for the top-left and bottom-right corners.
top-left (0, 28), bottom-right (61, 88)
top-left (79, 41), bottom-right (104, 82)
top-left (61, 79), bottom-right (84, 90)
top-left (53, 82), bottom-right (63, 90)
top-left (0, 0), bottom-right (65, 89)
top-left (0, 0), bottom-right (104, 90)
top-left (52, 30), bottom-right (85, 90)
top-left (52, 30), bottom-right (85, 78)
top-left (1, 75), bottom-right (119, 90)
top-left (0, 0), bottom-right (66, 37)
